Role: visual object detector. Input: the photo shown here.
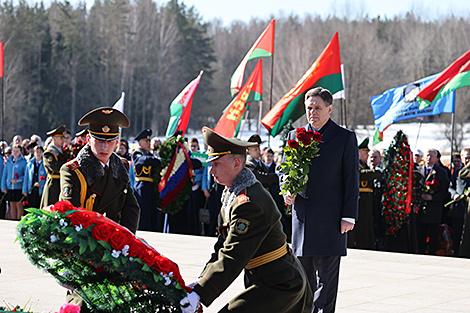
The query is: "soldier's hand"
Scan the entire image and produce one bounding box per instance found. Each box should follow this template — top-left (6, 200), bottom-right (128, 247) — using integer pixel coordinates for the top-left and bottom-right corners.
top-left (422, 194), bottom-right (432, 201)
top-left (180, 291), bottom-right (201, 313)
top-left (341, 220), bottom-right (354, 234)
top-left (203, 189), bottom-right (210, 198)
top-left (284, 193), bottom-right (296, 205)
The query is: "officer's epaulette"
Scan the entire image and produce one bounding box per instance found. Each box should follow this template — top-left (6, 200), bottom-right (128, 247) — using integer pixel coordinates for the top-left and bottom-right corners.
top-left (66, 159), bottom-right (80, 171)
top-left (237, 190), bottom-right (250, 204)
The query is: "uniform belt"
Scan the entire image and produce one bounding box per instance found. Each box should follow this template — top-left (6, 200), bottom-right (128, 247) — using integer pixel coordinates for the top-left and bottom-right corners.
top-left (245, 242), bottom-right (288, 270)
top-left (48, 174), bottom-right (60, 179)
top-left (359, 187), bottom-right (373, 193)
top-left (135, 177), bottom-right (154, 182)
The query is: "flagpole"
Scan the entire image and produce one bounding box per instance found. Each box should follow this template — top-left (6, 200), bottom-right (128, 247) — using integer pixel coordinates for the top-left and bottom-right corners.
top-left (450, 112), bottom-right (455, 164)
top-left (238, 109), bottom-right (250, 139)
top-left (257, 100), bottom-right (263, 135)
top-left (415, 120), bottom-right (423, 149)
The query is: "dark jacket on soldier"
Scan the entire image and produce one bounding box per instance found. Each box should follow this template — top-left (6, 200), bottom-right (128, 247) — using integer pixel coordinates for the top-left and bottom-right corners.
top-left (40, 144), bottom-right (66, 208)
top-left (59, 144), bottom-right (140, 233)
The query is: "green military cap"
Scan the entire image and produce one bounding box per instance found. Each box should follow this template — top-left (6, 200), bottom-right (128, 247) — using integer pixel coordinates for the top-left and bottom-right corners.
top-left (78, 107), bottom-right (130, 141)
top-left (358, 137), bottom-right (369, 151)
top-left (47, 124), bottom-right (67, 137)
top-left (202, 126), bottom-right (257, 162)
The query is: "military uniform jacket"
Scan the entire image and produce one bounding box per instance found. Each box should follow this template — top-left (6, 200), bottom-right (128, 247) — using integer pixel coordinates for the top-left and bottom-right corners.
top-left (40, 145), bottom-right (66, 208)
top-left (193, 169), bottom-right (313, 312)
top-left (59, 144), bottom-right (140, 233)
top-left (416, 164), bottom-right (449, 224)
top-left (246, 156), bottom-right (279, 189)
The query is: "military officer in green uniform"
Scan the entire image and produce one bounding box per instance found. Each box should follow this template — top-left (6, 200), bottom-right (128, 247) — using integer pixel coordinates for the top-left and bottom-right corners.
top-left (40, 125), bottom-right (67, 208)
top-left (60, 107), bottom-right (140, 312)
top-left (180, 127), bottom-right (313, 313)
top-left (348, 137), bottom-right (381, 249)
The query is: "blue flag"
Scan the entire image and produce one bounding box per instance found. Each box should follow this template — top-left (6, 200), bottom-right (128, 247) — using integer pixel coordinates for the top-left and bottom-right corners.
top-left (371, 73), bottom-right (455, 133)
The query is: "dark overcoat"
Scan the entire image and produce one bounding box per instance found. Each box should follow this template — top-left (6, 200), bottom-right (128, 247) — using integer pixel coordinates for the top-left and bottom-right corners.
top-left (286, 119), bottom-right (359, 257)
top-left (416, 164), bottom-right (449, 224)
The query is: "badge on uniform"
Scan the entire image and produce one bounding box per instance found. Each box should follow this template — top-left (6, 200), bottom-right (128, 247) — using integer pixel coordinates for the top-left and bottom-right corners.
top-left (237, 194), bottom-right (249, 204)
top-left (235, 219), bottom-right (250, 235)
top-left (62, 184), bottom-right (72, 197)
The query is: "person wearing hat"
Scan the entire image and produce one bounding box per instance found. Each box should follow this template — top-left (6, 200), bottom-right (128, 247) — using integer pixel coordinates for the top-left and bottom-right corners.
top-left (59, 107), bottom-right (141, 312)
top-left (131, 128), bottom-right (163, 232)
top-left (40, 124), bottom-right (67, 208)
top-left (179, 127), bottom-right (313, 313)
top-left (348, 137), bottom-right (382, 250)
top-left (246, 134), bottom-right (290, 241)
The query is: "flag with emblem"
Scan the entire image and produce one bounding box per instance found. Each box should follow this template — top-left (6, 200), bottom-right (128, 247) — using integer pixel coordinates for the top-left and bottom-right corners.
top-left (214, 60), bottom-right (263, 138)
top-left (416, 49), bottom-right (470, 109)
top-left (166, 71), bottom-right (204, 137)
top-left (230, 19), bottom-right (274, 96)
top-left (261, 32), bottom-right (343, 137)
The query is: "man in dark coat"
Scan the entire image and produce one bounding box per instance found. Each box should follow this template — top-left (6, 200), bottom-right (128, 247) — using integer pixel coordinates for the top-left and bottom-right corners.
top-left (448, 148), bottom-right (470, 256)
top-left (284, 87), bottom-right (359, 313)
top-left (40, 125), bottom-right (67, 208)
top-left (60, 107), bottom-right (140, 312)
top-left (131, 128), bottom-right (163, 232)
top-left (415, 148), bottom-right (450, 255)
top-left (179, 127), bottom-right (313, 313)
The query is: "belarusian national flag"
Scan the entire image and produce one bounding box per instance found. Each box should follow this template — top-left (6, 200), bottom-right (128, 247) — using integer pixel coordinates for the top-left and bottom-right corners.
top-left (261, 33), bottom-right (343, 137)
top-left (416, 49), bottom-right (470, 109)
top-left (0, 41), bottom-right (3, 78)
top-left (165, 71), bottom-right (203, 137)
top-left (214, 60), bottom-right (263, 138)
top-left (230, 19), bottom-right (274, 96)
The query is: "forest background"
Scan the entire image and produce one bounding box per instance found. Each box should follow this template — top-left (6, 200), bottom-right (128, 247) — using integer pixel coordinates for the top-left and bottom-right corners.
top-left (1, 0), bottom-right (470, 145)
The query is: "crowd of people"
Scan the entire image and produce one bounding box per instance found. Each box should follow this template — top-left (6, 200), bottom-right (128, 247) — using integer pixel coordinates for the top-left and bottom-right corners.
top-left (349, 141), bottom-right (470, 259)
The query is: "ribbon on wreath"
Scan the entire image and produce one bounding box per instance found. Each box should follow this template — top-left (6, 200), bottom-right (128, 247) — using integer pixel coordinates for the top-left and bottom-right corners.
top-left (405, 147), bottom-right (414, 214)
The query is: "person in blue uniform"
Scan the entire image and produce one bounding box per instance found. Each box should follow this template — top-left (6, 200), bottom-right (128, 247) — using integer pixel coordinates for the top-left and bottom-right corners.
top-left (2, 144), bottom-right (27, 220)
top-left (131, 128), bottom-right (163, 232)
top-left (22, 145), bottom-right (47, 208)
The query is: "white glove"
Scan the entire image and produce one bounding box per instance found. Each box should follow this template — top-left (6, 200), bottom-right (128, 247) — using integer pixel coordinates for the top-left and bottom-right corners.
top-left (187, 280), bottom-right (199, 288)
top-left (180, 291), bottom-right (201, 313)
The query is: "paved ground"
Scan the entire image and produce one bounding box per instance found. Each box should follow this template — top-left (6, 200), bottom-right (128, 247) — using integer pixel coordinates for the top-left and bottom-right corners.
top-left (2, 219), bottom-right (470, 312)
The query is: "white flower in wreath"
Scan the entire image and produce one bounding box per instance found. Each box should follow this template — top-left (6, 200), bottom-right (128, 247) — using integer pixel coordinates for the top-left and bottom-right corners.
top-left (122, 244), bottom-right (129, 256)
top-left (50, 234), bottom-right (58, 243)
top-left (112, 250), bottom-right (121, 258)
top-left (75, 225), bottom-right (83, 232)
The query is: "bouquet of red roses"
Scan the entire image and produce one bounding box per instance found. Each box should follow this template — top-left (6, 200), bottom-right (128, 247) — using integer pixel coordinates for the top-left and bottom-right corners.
top-left (279, 127), bottom-right (321, 200)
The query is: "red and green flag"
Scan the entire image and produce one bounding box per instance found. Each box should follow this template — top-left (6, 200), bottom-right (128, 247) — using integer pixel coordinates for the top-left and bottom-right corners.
top-left (215, 60), bottom-right (263, 138)
top-left (261, 32), bottom-right (343, 137)
top-left (417, 49), bottom-right (470, 109)
top-left (0, 41), bottom-right (3, 78)
top-left (165, 71), bottom-right (203, 137)
top-left (230, 19), bottom-right (274, 96)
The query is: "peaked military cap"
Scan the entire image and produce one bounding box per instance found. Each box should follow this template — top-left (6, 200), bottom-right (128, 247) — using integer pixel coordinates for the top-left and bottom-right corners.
top-left (78, 107), bottom-right (129, 141)
top-left (47, 124), bottom-right (67, 137)
top-left (75, 127), bottom-right (88, 137)
top-left (134, 128), bottom-right (152, 141)
top-left (358, 137), bottom-right (369, 151)
top-left (202, 126), bottom-right (257, 162)
top-left (248, 134), bottom-right (262, 145)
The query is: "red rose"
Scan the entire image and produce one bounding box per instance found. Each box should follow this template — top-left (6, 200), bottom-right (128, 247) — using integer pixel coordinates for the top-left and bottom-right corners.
top-left (154, 255), bottom-right (175, 273)
top-left (312, 132), bottom-right (322, 142)
top-left (296, 127), bottom-right (306, 135)
top-left (52, 200), bottom-right (75, 213)
top-left (14, 173), bottom-right (19, 179)
top-left (70, 211), bottom-right (92, 229)
top-left (109, 229), bottom-right (134, 251)
top-left (287, 139), bottom-right (299, 149)
top-left (296, 131), bottom-right (307, 141)
top-left (40, 176), bottom-right (46, 181)
top-left (128, 238), bottom-right (147, 258)
top-left (300, 135), bottom-right (312, 146)
top-left (22, 201), bottom-right (29, 206)
top-left (140, 249), bottom-right (156, 267)
top-left (92, 223), bottom-right (113, 242)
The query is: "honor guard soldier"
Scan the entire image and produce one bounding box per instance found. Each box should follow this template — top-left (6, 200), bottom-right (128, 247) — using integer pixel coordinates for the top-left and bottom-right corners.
top-left (40, 124), bottom-right (67, 208)
top-left (132, 128), bottom-right (163, 232)
top-left (348, 137), bottom-right (381, 249)
top-left (59, 107), bottom-right (140, 312)
top-left (180, 127), bottom-right (313, 313)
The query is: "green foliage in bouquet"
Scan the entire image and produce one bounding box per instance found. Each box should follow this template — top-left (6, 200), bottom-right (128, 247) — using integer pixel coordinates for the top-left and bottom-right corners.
top-left (154, 133), bottom-right (193, 215)
top-left (16, 201), bottom-right (189, 313)
top-left (381, 130), bottom-right (413, 236)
